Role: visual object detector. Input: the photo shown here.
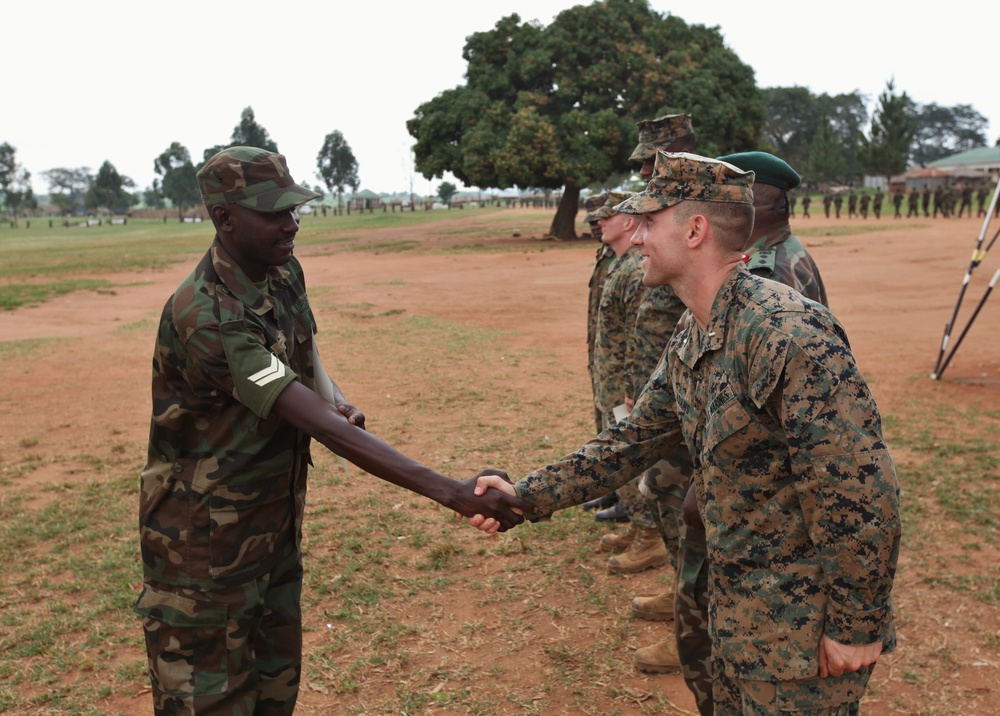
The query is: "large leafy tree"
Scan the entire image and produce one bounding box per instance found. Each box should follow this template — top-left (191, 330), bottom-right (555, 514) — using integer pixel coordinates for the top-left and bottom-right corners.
top-left (154, 142), bottom-right (201, 221)
top-left (858, 78), bottom-right (916, 183)
top-left (407, 0), bottom-right (764, 239)
top-left (85, 160), bottom-right (137, 215)
top-left (316, 130), bottom-right (359, 215)
top-left (202, 106), bottom-right (279, 163)
top-left (0, 142), bottom-right (34, 226)
top-left (910, 103), bottom-right (988, 166)
top-left (41, 167), bottom-right (92, 215)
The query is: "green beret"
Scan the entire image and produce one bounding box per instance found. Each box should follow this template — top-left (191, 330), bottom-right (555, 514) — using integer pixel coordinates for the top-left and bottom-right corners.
top-left (715, 151), bottom-right (800, 191)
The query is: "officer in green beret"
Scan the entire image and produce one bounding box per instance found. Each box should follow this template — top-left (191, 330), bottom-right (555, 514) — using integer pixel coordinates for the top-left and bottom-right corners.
top-left (135, 147), bottom-right (532, 716)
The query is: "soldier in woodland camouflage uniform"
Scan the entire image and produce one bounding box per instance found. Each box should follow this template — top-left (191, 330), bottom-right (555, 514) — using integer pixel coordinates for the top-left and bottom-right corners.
top-left (833, 192), bottom-right (843, 218)
top-left (847, 189), bottom-right (858, 218)
top-left (873, 188), bottom-right (883, 219)
top-left (858, 192), bottom-right (871, 220)
top-left (908, 187), bottom-right (920, 217)
top-left (135, 147), bottom-right (530, 716)
top-left (472, 152), bottom-right (899, 716)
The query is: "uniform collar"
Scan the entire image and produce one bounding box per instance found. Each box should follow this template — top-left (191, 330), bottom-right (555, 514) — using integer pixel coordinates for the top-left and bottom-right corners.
top-left (674, 263), bottom-right (748, 369)
top-left (744, 222), bottom-right (791, 252)
top-left (210, 236), bottom-right (289, 316)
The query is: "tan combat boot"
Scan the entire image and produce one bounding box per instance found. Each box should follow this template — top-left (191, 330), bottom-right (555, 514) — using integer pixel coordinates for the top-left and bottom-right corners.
top-left (599, 523), bottom-right (637, 553)
top-left (633, 637), bottom-right (682, 674)
top-left (630, 588), bottom-right (675, 621)
top-left (607, 526), bottom-right (668, 574)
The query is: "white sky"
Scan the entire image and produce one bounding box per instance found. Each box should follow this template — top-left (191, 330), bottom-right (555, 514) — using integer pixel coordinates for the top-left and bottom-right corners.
top-left (5, 0), bottom-right (997, 197)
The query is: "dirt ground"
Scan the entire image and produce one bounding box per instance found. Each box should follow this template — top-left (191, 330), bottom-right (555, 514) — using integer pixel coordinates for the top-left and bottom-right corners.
top-left (1, 207), bottom-right (998, 715)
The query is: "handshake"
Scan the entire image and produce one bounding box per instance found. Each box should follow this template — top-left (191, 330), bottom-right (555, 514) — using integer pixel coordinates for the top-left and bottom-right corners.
top-left (452, 469), bottom-right (537, 533)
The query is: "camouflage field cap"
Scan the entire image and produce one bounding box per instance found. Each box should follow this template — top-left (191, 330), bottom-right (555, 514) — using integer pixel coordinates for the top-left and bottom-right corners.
top-left (614, 152), bottom-right (754, 214)
top-left (628, 114), bottom-right (694, 162)
top-left (198, 146), bottom-right (321, 211)
top-left (582, 192), bottom-right (607, 222)
top-left (593, 191), bottom-right (635, 219)
top-left (716, 151), bottom-right (801, 191)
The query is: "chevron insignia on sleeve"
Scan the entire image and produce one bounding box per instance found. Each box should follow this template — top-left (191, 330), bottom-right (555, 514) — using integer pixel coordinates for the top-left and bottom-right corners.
top-left (247, 354), bottom-right (286, 387)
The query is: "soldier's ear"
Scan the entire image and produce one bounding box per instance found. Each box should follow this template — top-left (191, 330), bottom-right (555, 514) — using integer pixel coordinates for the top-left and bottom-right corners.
top-left (210, 205), bottom-right (233, 232)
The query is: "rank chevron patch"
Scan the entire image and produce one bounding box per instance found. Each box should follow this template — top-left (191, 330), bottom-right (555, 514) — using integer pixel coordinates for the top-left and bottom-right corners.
top-left (247, 354), bottom-right (286, 387)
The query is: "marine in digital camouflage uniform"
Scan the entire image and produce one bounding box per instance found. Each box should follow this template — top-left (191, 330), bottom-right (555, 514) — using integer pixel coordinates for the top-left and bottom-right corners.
top-left (473, 152), bottom-right (900, 716)
top-left (665, 150), bottom-right (832, 714)
top-left (135, 147), bottom-right (530, 716)
top-left (624, 114), bottom-right (698, 675)
top-left (591, 191), bottom-right (682, 577)
top-left (584, 193), bottom-right (614, 435)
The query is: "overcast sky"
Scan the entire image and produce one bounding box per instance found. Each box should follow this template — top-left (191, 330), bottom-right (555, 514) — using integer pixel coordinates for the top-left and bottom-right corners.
top-left (5, 0), bottom-right (997, 198)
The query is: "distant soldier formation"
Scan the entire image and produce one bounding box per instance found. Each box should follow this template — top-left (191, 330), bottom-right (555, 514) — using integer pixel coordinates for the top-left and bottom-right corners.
top-left (800, 182), bottom-right (994, 222)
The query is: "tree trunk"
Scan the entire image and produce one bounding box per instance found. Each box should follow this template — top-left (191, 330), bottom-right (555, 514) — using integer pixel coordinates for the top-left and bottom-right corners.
top-left (548, 180), bottom-right (580, 240)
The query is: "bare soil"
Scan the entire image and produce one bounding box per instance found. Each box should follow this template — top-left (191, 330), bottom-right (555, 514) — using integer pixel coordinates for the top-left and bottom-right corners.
top-left (1, 208), bottom-right (998, 715)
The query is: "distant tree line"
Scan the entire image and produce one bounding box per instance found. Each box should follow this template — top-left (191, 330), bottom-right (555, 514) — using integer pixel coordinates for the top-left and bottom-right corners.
top-left (1, 106), bottom-right (360, 222)
top-left (1, 0), bottom-right (992, 230)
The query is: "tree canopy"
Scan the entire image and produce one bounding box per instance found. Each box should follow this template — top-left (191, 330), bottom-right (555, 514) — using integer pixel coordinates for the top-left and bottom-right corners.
top-left (154, 142), bottom-right (201, 221)
top-left (41, 167), bottom-right (92, 215)
top-left (202, 106), bottom-right (279, 163)
top-left (0, 142), bottom-right (35, 226)
top-left (858, 78), bottom-right (916, 182)
top-left (407, 0), bottom-right (764, 238)
top-left (910, 103), bottom-right (988, 166)
top-left (316, 130), bottom-right (359, 214)
top-left (437, 181), bottom-right (457, 205)
top-left (85, 160), bottom-right (136, 215)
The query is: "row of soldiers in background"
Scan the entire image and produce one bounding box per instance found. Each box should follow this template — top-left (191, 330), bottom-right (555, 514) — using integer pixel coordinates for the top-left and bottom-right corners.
top-left (789, 184), bottom-right (999, 220)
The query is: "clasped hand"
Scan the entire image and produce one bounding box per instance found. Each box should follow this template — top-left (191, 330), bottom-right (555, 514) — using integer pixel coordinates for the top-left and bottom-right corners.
top-left (453, 470), bottom-right (530, 533)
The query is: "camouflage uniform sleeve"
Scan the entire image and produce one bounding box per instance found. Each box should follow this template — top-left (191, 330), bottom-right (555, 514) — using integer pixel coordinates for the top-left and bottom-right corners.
top-left (620, 267), bottom-right (649, 401)
top-left (752, 312), bottom-right (901, 646)
top-left (182, 320), bottom-right (299, 420)
top-left (631, 286), bottom-right (684, 400)
top-left (515, 353), bottom-right (684, 517)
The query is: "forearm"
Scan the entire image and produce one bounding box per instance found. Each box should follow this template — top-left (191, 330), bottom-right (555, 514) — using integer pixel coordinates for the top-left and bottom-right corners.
top-left (274, 382), bottom-right (456, 508)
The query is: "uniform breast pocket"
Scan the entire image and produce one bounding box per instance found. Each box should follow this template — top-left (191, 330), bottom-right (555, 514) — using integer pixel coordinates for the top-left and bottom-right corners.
top-left (702, 386), bottom-right (753, 455)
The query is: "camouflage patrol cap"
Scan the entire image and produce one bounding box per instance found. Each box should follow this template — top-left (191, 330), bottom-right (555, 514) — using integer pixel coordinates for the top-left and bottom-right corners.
top-left (629, 114), bottom-right (695, 162)
top-left (593, 191), bottom-right (635, 219)
top-left (582, 193), bottom-right (607, 222)
top-left (198, 146), bottom-right (321, 212)
top-left (614, 152), bottom-right (754, 214)
top-left (716, 151), bottom-right (801, 191)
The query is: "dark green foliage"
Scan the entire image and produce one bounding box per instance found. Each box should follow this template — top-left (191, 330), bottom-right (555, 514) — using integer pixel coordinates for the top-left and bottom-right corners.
top-left (407, 0), bottom-right (765, 238)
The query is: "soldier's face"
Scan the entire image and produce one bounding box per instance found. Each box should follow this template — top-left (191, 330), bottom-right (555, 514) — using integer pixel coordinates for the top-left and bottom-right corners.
top-left (220, 204), bottom-right (300, 280)
top-left (589, 220), bottom-right (603, 240)
top-left (598, 213), bottom-right (631, 246)
top-left (631, 208), bottom-right (681, 287)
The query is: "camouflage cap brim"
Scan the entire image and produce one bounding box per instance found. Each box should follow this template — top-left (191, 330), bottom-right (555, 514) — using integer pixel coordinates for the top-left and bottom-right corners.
top-left (614, 151), bottom-right (754, 215)
top-left (199, 146), bottom-right (322, 212)
top-left (629, 114), bottom-right (695, 162)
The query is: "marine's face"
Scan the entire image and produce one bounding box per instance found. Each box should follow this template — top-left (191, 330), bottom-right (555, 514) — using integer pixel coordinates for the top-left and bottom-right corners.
top-left (598, 212), bottom-right (630, 246)
top-left (220, 204), bottom-right (300, 280)
top-left (631, 207), bottom-right (680, 287)
top-left (588, 220), bottom-right (603, 240)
